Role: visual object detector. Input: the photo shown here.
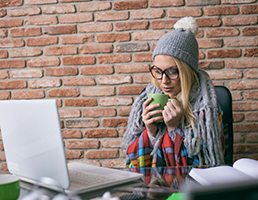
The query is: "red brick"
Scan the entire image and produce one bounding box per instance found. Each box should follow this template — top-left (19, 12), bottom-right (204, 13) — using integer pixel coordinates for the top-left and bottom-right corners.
top-left (84, 129), bottom-right (118, 138)
top-left (233, 113), bottom-right (244, 122)
top-left (0, 50), bottom-right (7, 58)
top-left (29, 78), bottom-right (61, 88)
top-left (43, 25), bottom-right (76, 35)
top-left (187, 0), bottom-right (220, 6)
top-left (47, 88), bottom-right (79, 97)
top-left (226, 58), bottom-right (258, 69)
top-left (45, 46), bottom-right (77, 56)
top-left (132, 31), bottom-right (166, 41)
top-left (118, 107), bottom-right (131, 116)
top-left (151, 20), bottom-right (177, 30)
top-left (42, 4), bottom-right (75, 14)
top-left (115, 43), bottom-right (149, 52)
top-left (223, 16), bottom-right (257, 26)
top-left (12, 90), bottom-right (45, 99)
top-left (168, 8), bottom-right (202, 17)
top-left (207, 49), bottom-right (241, 59)
top-left (28, 57), bottom-right (60, 67)
top-left (62, 129), bottom-right (82, 139)
top-left (10, 48), bottom-right (42, 58)
top-left (80, 44), bottom-right (113, 54)
top-left (196, 17), bottom-right (221, 27)
top-left (8, 7), bottom-right (41, 17)
top-left (198, 39), bottom-right (223, 49)
top-left (241, 5), bottom-right (258, 14)
top-left (115, 64), bottom-right (149, 73)
top-left (101, 138), bottom-right (123, 148)
top-left (0, 29), bottom-right (8, 38)
top-left (149, 0), bottom-right (184, 7)
top-left (27, 36), bottom-right (58, 46)
top-left (66, 140), bottom-right (99, 149)
top-left (114, 0), bottom-right (147, 10)
top-left (81, 87), bottom-right (115, 97)
top-left (97, 54), bottom-right (131, 64)
top-left (222, 0), bottom-right (256, 4)
top-left (234, 143), bottom-right (258, 153)
top-left (233, 102), bottom-right (258, 111)
top-left (0, 152), bottom-right (6, 161)
top-left (230, 80), bottom-right (258, 90)
top-left (199, 61), bottom-right (224, 70)
top-left (80, 65), bottom-right (113, 75)
top-left (206, 28), bottom-right (239, 37)
top-left (78, 23), bottom-right (112, 33)
top-left (243, 48), bottom-right (258, 57)
top-left (96, 33), bottom-right (130, 43)
top-left (0, 60), bottom-right (25, 69)
top-left (131, 9), bottom-right (165, 19)
top-left (65, 150), bottom-right (84, 159)
top-left (10, 27), bottom-right (41, 37)
top-left (101, 118), bottom-right (128, 127)
top-left (231, 91), bottom-right (243, 101)
top-left (25, 16), bottom-right (57, 25)
top-left (0, 0), bottom-right (22, 7)
top-left (246, 133), bottom-right (258, 142)
top-left (83, 108), bottom-right (116, 118)
top-left (63, 56), bottom-right (95, 65)
top-left (133, 53), bottom-right (152, 62)
top-left (59, 109), bottom-right (81, 118)
top-left (207, 70), bottom-right (242, 80)
top-left (134, 74), bottom-right (151, 83)
top-left (98, 75), bottom-right (132, 85)
top-left (225, 37), bottom-right (258, 47)
top-left (114, 21), bottom-right (148, 31)
top-left (59, 0), bottom-right (90, 2)
top-left (245, 69), bottom-right (258, 79)
top-left (0, 80), bottom-right (26, 89)
top-left (199, 51), bottom-right (205, 59)
top-left (0, 91), bottom-right (10, 100)
top-left (46, 67), bottom-right (78, 76)
top-left (60, 13), bottom-right (93, 24)
top-left (65, 119), bottom-right (98, 128)
top-left (0, 39), bottom-right (24, 48)
top-left (86, 149), bottom-right (119, 159)
top-left (0, 18), bottom-right (22, 28)
top-left (0, 9), bottom-right (6, 17)
top-left (103, 159), bottom-right (126, 169)
top-left (95, 11), bottom-right (128, 22)
top-left (0, 71), bottom-right (8, 79)
top-left (63, 77), bottom-right (95, 86)
top-left (10, 69), bottom-right (43, 78)
top-left (204, 6), bottom-right (238, 15)
top-left (245, 91), bottom-right (258, 100)
top-left (99, 97), bottom-right (133, 106)
top-left (242, 27), bottom-right (258, 36)
top-left (118, 85), bottom-right (146, 95)
top-left (78, 2), bottom-right (111, 12)
top-left (64, 99), bottom-right (97, 107)
top-left (61, 35), bottom-right (94, 44)
top-left (246, 112), bottom-right (258, 122)
top-left (25, 0), bottom-right (57, 4)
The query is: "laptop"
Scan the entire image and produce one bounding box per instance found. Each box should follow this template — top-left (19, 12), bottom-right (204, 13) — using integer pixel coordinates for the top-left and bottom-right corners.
top-left (0, 99), bottom-right (142, 194)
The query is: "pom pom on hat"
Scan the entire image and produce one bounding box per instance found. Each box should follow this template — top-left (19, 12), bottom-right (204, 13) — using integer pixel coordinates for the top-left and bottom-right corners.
top-left (174, 17), bottom-right (199, 36)
top-left (152, 17), bottom-right (199, 72)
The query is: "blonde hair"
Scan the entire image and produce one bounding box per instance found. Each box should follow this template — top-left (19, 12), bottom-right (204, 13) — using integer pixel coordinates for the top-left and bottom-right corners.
top-left (151, 58), bottom-right (199, 128)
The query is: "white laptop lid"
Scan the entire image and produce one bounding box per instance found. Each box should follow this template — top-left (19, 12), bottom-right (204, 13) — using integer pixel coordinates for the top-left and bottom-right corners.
top-left (0, 99), bottom-right (70, 189)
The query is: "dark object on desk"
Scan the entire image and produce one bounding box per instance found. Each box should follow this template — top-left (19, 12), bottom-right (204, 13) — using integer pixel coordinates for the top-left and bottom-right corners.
top-left (214, 86), bottom-right (233, 165)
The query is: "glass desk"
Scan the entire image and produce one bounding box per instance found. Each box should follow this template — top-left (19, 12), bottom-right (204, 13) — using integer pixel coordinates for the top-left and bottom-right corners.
top-left (17, 166), bottom-right (198, 200)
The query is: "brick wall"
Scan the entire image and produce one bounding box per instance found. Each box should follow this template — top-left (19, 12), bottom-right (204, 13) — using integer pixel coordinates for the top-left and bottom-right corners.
top-left (0, 0), bottom-right (257, 170)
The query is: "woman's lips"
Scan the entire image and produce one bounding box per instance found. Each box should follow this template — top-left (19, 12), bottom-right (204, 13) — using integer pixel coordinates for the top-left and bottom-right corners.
top-left (162, 87), bottom-right (173, 92)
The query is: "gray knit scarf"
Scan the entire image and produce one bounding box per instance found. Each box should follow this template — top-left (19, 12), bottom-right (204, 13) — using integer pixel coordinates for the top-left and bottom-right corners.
top-left (121, 69), bottom-right (225, 166)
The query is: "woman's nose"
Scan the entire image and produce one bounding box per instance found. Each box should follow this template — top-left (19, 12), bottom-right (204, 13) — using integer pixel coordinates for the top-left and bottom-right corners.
top-left (162, 73), bottom-right (170, 83)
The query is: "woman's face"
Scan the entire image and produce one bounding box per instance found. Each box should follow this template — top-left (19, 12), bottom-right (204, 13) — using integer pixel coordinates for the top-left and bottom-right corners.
top-left (152, 55), bottom-right (181, 97)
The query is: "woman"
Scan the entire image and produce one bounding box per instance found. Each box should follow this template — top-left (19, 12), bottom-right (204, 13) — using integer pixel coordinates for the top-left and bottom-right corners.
top-left (122, 17), bottom-right (225, 168)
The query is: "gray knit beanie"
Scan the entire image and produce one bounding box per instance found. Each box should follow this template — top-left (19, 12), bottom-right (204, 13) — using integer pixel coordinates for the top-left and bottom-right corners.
top-left (152, 17), bottom-right (199, 72)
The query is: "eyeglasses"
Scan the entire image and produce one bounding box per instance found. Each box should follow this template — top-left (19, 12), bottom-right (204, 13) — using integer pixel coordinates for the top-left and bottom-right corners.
top-left (149, 65), bottom-right (179, 80)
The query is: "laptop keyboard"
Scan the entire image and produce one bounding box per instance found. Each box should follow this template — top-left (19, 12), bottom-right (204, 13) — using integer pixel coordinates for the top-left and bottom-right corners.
top-left (69, 169), bottom-right (116, 187)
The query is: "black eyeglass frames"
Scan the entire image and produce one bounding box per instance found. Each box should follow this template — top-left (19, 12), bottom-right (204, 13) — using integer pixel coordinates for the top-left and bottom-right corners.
top-left (149, 65), bottom-right (179, 80)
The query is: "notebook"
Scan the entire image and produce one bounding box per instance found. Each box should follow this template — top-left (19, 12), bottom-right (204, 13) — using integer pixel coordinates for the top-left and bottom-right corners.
top-left (0, 99), bottom-right (142, 194)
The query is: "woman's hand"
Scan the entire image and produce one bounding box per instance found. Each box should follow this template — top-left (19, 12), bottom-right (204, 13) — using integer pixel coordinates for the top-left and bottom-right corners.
top-left (162, 95), bottom-right (183, 132)
top-left (142, 97), bottom-right (163, 137)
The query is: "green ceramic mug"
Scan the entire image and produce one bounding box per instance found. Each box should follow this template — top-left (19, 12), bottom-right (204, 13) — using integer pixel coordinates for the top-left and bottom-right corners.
top-left (0, 174), bottom-right (20, 200)
top-left (148, 93), bottom-right (177, 122)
